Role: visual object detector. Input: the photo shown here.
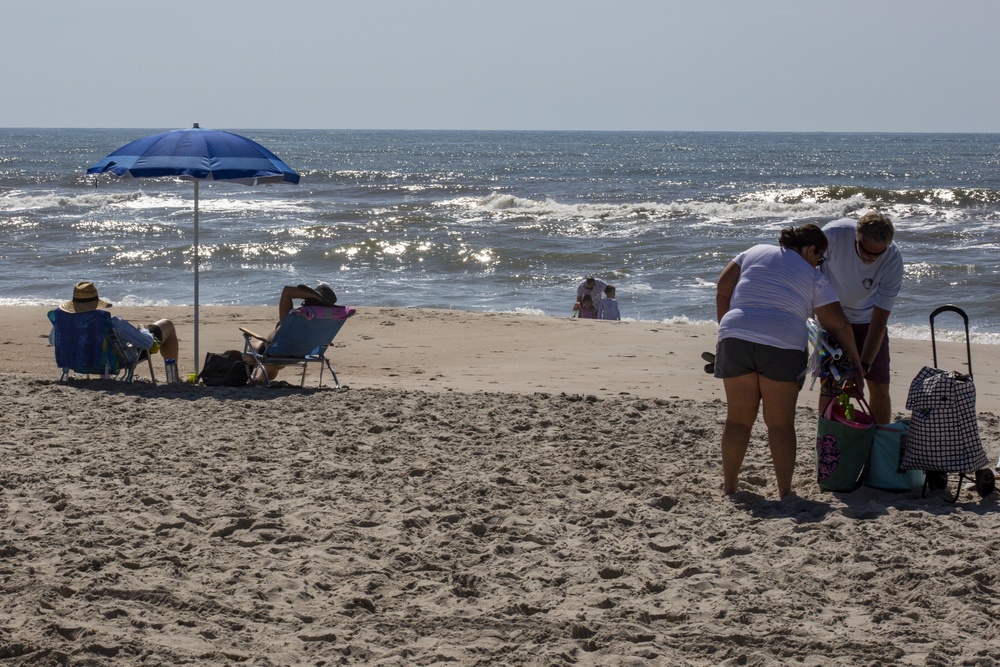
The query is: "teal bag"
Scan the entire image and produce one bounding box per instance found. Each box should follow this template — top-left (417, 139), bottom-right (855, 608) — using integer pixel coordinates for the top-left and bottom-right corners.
top-left (863, 420), bottom-right (926, 491)
top-left (815, 395), bottom-right (876, 492)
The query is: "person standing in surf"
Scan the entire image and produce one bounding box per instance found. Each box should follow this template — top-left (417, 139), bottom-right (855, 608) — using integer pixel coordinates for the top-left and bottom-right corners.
top-left (574, 276), bottom-right (607, 313)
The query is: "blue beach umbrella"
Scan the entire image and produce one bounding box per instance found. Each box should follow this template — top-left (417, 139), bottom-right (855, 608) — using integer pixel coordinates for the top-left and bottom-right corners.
top-left (87, 124), bottom-right (300, 373)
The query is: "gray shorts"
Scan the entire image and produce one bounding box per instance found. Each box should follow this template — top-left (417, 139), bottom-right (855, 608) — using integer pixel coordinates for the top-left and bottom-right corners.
top-left (715, 337), bottom-right (808, 386)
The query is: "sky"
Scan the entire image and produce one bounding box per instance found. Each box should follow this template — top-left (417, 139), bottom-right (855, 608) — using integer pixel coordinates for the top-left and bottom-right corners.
top-left (4, 0), bottom-right (1000, 133)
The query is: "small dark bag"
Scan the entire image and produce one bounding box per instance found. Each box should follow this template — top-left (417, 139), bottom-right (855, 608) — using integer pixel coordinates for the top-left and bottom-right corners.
top-left (198, 350), bottom-right (251, 387)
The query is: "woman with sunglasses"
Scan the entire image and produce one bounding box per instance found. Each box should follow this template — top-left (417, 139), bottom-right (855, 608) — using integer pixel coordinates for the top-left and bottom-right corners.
top-left (714, 224), bottom-right (864, 499)
top-left (820, 213), bottom-right (904, 425)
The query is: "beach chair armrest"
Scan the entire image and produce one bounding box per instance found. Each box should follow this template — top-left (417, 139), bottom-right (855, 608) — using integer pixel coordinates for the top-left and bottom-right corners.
top-left (240, 327), bottom-right (268, 343)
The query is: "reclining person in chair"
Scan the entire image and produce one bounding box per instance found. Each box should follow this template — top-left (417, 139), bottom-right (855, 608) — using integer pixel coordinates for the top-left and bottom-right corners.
top-left (50, 281), bottom-right (181, 380)
top-left (253, 283), bottom-right (353, 381)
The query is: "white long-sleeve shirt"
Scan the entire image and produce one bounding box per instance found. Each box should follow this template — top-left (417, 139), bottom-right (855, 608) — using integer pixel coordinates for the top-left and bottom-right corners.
top-left (598, 298), bottom-right (621, 321)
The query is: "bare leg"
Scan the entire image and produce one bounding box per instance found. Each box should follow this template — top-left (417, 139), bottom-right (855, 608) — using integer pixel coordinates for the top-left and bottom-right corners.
top-left (760, 376), bottom-right (802, 498)
top-left (721, 373), bottom-right (762, 495)
top-left (257, 329), bottom-right (283, 381)
top-left (150, 319), bottom-right (179, 360)
top-left (866, 380), bottom-right (891, 425)
top-left (818, 393), bottom-right (834, 419)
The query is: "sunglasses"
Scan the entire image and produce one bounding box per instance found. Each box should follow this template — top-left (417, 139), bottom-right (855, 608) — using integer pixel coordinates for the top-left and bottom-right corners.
top-left (817, 256), bottom-right (827, 266)
top-left (856, 240), bottom-right (887, 258)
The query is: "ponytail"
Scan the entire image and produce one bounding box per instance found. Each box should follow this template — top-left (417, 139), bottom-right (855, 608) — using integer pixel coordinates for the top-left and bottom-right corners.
top-left (779, 223), bottom-right (827, 253)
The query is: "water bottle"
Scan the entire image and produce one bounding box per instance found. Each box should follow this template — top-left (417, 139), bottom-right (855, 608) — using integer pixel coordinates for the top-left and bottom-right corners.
top-left (164, 358), bottom-right (179, 384)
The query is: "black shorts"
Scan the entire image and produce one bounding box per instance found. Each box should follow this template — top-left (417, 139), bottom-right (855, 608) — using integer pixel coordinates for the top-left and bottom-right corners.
top-left (850, 322), bottom-right (891, 384)
top-left (146, 323), bottom-right (163, 344)
top-left (715, 337), bottom-right (808, 386)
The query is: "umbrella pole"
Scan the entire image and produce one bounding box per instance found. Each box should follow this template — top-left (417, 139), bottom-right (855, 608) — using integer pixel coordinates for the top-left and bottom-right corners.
top-left (194, 180), bottom-right (200, 375)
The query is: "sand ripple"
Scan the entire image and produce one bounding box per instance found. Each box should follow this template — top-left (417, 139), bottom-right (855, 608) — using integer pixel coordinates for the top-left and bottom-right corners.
top-left (2, 378), bottom-right (999, 665)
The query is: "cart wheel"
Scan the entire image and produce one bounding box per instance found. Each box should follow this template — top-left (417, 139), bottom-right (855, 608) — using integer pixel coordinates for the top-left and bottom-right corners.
top-left (926, 471), bottom-right (948, 491)
top-left (974, 469), bottom-right (996, 498)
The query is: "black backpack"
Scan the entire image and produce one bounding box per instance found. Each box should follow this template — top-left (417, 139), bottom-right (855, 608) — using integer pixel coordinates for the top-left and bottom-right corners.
top-left (198, 350), bottom-right (251, 386)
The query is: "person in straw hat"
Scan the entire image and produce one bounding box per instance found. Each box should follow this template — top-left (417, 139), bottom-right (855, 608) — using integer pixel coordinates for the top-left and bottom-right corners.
top-left (51, 281), bottom-right (180, 380)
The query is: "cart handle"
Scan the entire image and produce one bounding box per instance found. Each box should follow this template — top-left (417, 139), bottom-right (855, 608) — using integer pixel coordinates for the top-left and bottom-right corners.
top-left (929, 305), bottom-right (972, 379)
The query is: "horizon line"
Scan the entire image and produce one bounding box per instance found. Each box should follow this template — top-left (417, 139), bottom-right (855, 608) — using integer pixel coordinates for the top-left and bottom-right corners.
top-left (4, 126), bottom-right (1000, 136)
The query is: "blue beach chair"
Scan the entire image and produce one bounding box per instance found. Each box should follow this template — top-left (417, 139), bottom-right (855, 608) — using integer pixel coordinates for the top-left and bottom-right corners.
top-left (48, 309), bottom-right (156, 383)
top-left (240, 306), bottom-right (355, 388)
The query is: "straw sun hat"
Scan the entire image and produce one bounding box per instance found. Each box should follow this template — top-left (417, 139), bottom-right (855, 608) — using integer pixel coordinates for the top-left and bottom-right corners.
top-left (60, 281), bottom-right (113, 313)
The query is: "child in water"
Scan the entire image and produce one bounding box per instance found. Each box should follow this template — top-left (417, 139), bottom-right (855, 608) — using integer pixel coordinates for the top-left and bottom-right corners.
top-left (575, 294), bottom-right (598, 319)
top-left (598, 285), bottom-right (621, 320)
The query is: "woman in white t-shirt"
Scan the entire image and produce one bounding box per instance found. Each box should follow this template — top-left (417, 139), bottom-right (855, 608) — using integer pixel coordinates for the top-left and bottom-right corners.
top-left (715, 224), bottom-right (863, 499)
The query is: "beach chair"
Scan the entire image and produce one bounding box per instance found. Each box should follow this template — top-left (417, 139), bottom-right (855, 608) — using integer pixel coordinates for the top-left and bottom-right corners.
top-left (240, 306), bottom-right (355, 388)
top-left (48, 309), bottom-right (156, 383)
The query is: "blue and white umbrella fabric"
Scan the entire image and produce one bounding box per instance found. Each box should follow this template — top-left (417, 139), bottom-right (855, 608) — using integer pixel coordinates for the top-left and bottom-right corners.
top-left (88, 124), bottom-right (300, 373)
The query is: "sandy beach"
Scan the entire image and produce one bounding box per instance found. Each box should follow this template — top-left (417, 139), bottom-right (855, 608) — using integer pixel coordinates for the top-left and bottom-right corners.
top-left (3, 306), bottom-right (1000, 665)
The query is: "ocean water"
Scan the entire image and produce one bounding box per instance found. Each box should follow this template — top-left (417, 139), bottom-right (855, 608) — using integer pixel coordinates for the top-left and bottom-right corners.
top-left (2, 129), bottom-right (999, 343)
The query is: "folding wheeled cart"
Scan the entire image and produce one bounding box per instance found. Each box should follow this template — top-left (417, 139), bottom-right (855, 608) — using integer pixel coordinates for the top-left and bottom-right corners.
top-left (901, 305), bottom-right (995, 502)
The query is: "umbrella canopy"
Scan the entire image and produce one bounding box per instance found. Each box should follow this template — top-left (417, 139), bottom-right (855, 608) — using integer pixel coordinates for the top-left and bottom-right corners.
top-left (87, 124), bottom-right (300, 374)
top-left (88, 123), bottom-right (300, 185)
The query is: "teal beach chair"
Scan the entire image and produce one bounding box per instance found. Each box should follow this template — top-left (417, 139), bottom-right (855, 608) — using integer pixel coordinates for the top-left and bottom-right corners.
top-left (240, 306), bottom-right (355, 388)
